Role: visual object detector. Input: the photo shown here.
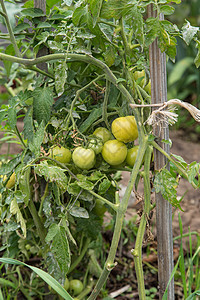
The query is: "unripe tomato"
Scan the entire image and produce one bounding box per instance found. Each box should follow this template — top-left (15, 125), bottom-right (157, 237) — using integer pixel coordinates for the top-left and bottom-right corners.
top-left (93, 127), bottom-right (112, 143)
top-left (72, 147), bottom-right (95, 170)
top-left (52, 146), bottom-right (71, 164)
top-left (111, 116), bottom-right (138, 143)
top-left (133, 70), bottom-right (146, 87)
top-left (88, 138), bottom-right (103, 154)
top-left (102, 140), bottom-right (127, 166)
top-left (126, 146), bottom-right (139, 167)
top-left (93, 199), bottom-right (106, 217)
top-left (64, 277), bottom-right (70, 291)
top-left (69, 279), bottom-right (83, 296)
top-left (6, 172), bottom-right (16, 189)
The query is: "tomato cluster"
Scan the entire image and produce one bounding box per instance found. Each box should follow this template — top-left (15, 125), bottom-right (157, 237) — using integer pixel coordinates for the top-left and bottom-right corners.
top-left (50, 116), bottom-right (140, 171)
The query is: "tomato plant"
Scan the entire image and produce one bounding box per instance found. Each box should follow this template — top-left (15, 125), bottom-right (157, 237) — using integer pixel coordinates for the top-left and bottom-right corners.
top-left (0, 0), bottom-right (200, 299)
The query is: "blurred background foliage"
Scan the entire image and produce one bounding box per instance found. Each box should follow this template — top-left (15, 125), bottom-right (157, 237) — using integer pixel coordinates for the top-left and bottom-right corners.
top-left (167, 0), bottom-right (200, 140)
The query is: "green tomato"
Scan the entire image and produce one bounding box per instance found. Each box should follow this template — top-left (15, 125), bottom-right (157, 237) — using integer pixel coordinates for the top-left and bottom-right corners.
top-left (69, 279), bottom-right (83, 296)
top-left (93, 199), bottom-right (106, 217)
top-left (72, 147), bottom-right (95, 170)
top-left (133, 70), bottom-right (146, 87)
top-left (126, 146), bottom-right (139, 167)
top-left (111, 116), bottom-right (138, 143)
top-left (6, 172), bottom-right (16, 189)
top-left (102, 140), bottom-right (127, 166)
top-left (64, 277), bottom-right (70, 291)
top-left (88, 138), bottom-right (103, 154)
top-left (52, 146), bottom-right (71, 164)
top-left (93, 127), bottom-right (112, 143)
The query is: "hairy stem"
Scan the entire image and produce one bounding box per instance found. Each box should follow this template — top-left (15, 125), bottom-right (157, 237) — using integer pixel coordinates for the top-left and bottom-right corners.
top-left (132, 145), bottom-right (152, 300)
top-left (0, 0), bottom-right (21, 57)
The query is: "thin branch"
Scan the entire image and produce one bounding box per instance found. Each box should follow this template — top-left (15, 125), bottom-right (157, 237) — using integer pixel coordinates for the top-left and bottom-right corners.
top-left (0, 0), bottom-right (21, 57)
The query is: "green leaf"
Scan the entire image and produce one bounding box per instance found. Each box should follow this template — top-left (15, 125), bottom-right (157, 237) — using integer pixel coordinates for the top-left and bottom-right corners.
top-left (10, 197), bottom-right (26, 238)
top-left (100, 0), bottom-right (135, 19)
top-left (154, 168), bottom-right (182, 210)
top-left (0, 258), bottom-right (73, 300)
top-left (13, 23), bottom-right (31, 33)
top-left (69, 207), bottom-right (89, 218)
top-left (23, 107), bottom-right (34, 142)
top-left (51, 225), bottom-right (71, 274)
top-left (103, 46), bottom-right (115, 67)
top-left (77, 213), bottom-right (101, 239)
top-left (33, 87), bottom-right (54, 125)
top-left (145, 17), bottom-right (160, 46)
top-left (63, 0), bottom-right (73, 6)
top-left (131, 5), bottom-right (144, 46)
top-left (29, 121), bottom-right (45, 157)
top-left (194, 42), bottom-right (200, 68)
top-left (88, 0), bottom-right (103, 27)
top-left (79, 108), bottom-right (102, 133)
top-left (188, 162), bottom-right (200, 184)
top-left (160, 5), bottom-right (175, 15)
top-left (98, 179), bottom-right (111, 194)
top-left (55, 62), bottom-right (67, 97)
top-left (168, 57), bottom-right (194, 86)
top-left (0, 156), bottom-right (21, 175)
top-left (34, 161), bottom-right (68, 192)
top-left (20, 8), bottom-right (45, 18)
top-left (19, 168), bottom-right (31, 206)
top-left (182, 21), bottom-right (199, 45)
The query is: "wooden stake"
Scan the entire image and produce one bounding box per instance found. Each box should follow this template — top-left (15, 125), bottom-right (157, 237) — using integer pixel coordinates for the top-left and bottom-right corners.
top-left (147, 5), bottom-right (174, 299)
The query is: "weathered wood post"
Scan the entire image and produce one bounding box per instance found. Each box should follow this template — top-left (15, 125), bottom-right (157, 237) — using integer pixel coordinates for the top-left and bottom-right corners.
top-left (148, 5), bottom-right (174, 300)
top-left (34, 0), bottom-right (48, 71)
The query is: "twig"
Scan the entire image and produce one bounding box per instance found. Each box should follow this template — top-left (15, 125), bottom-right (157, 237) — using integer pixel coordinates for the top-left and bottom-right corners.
top-left (109, 285), bottom-right (130, 298)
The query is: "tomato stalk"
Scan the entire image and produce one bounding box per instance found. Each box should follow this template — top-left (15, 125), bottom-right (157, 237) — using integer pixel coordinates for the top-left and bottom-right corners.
top-left (131, 145), bottom-right (153, 300)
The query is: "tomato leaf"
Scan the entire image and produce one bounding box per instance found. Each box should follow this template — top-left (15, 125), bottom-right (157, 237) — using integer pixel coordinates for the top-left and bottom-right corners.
top-left (55, 61), bottom-right (67, 97)
top-left (76, 213), bottom-right (101, 238)
top-left (69, 207), bottom-right (89, 218)
top-left (28, 121), bottom-right (45, 157)
top-left (10, 197), bottom-right (26, 238)
top-left (33, 87), bottom-right (54, 125)
top-left (160, 5), bottom-right (175, 16)
top-left (187, 162), bottom-right (200, 186)
top-left (98, 179), bottom-right (111, 195)
top-left (46, 224), bottom-right (71, 274)
top-left (35, 161), bottom-right (68, 192)
top-left (19, 167), bottom-right (31, 206)
top-left (154, 169), bottom-right (183, 210)
top-left (79, 108), bottom-right (102, 133)
top-left (182, 20), bottom-right (199, 45)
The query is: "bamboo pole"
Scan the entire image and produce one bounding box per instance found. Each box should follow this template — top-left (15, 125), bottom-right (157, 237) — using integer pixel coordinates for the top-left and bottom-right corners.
top-left (147, 5), bottom-right (174, 299)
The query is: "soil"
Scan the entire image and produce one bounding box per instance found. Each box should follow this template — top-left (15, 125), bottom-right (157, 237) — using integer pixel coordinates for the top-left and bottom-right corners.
top-left (0, 124), bottom-right (200, 299)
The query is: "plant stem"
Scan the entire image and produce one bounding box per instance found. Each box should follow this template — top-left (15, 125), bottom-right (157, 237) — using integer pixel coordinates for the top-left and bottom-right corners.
top-left (131, 145), bottom-right (152, 300)
top-left (0, 0), bottom-right (21, 57)
top-left (88, 136), bottom-right (148, 300)
top-left (67, 238), bottom-right (91, 274)
top-left (28, 198), bottom-right (46, 244)
top-left (102, 79), bottom-right (110, 130)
